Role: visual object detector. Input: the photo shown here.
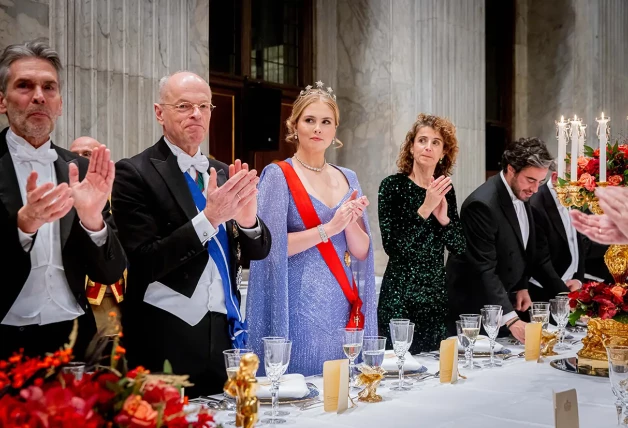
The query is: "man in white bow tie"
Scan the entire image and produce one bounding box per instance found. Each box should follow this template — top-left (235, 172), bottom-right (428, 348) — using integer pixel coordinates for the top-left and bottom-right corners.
top-left (0, 40), bottom-right (126, 360)
top-left (112, 71), bottom-right (271, 396)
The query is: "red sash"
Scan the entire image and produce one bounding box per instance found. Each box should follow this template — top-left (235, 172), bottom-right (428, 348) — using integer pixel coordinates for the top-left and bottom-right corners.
top-left (276, 161), bottom-right (365, 329)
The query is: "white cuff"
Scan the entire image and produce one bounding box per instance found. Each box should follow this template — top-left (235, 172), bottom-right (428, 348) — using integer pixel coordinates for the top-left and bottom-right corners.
top-left (237, 218), bottom-right (262, 238)
top-left (501, 311), bottom-right (518, 327)
top-left (193, 211), bottom-right (218, 244)
top-left (80, 221), bottom-right (108, 247)
top-left (17, 227), bottom-right (36, 251)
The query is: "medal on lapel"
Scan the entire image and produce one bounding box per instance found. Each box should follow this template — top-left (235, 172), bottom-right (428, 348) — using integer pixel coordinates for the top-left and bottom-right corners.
top-left (236, 265), bottom-right (243, 290)
top-left (232, 222), bottom-right (239, 238)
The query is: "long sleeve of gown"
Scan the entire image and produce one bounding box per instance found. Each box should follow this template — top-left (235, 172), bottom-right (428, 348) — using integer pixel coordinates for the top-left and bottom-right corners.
top-left (442, 187), bottom-right (466, 255)
top-left (378, 176), bottom-right (431, 258)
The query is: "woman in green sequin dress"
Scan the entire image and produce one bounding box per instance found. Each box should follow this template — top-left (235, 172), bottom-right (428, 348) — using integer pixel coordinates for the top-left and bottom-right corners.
top-left (378, 114), bottom-right (466, 354)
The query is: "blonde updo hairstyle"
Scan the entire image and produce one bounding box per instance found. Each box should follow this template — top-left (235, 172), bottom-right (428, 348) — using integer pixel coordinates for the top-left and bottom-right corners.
top-left (397, 113), bottom-right (459, 177)
top-left (285, 91), bottom-right (343, 148)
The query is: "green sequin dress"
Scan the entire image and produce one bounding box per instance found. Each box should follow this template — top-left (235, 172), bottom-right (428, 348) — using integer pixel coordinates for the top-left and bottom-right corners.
top-left (377, 174), bottom-right (466, 354)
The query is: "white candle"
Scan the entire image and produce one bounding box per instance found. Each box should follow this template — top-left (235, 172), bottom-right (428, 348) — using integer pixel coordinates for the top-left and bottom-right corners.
top-left (596, 112), bottom-right (609, 183)
top-left (556, 116), bottom-right (567, 180)
top-left (570, 116), bottom-right (581, 182)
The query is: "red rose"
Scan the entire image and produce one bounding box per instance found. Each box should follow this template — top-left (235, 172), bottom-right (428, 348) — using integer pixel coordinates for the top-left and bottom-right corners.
top-left (569, 299), bottom-right (578, 308)
top-left (585, 158), bottom-right (600, 175)
top-left (593, 148), bottom-right (600, 157)
top-left (577, 157), bottom-right (590, 170)
top-left (608, 175), bottom-right (623, 186)
top-left (619, 145), bottom-right (628, 157)
top-left (578, 173), bottom-right (596, 192)
top-left (142, 381), bottom-right (180, 405)
top-left (118, 395), bottom-right (158, 428)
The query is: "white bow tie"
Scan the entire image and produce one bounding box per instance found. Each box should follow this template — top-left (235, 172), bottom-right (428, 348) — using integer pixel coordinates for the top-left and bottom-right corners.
top-left (177, 152), bottom-right (209, 174)
top-left (13, 144), bottom-right (58, 165)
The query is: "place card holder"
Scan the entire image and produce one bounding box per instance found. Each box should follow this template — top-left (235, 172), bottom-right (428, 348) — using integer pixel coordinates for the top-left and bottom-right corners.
top-left (525, 322), bottom-right (543, 361)
top-left (439, 337), bottom-right (459, 383)
top-left (323, 359), bottom-right (349, 413)
top-left (553, 389), bottom-right (579, 428)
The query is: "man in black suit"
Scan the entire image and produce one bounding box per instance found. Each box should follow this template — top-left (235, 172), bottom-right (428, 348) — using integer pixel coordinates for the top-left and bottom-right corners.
top-left (528, 164), bottom-right (586, 302)
top-left (112, 71), bottom-right (271, 396)
top-left (446, 138), bottom-right (576, 343)
top-left (0, 40), bottom-right (126, 360)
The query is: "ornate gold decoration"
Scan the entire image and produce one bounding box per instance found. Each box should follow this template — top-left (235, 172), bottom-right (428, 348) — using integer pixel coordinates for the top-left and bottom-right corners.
top-left (355, 365), bottom-right (386, 403)
top-left (579, 319), bottom-right (628, 362)
top-left (344, 251), bottom-right (351, 267)
top-left (540, 330), bottom-right (559, 357)
top-left (555, 182), bottom-right (589, 209)
top-left (224, 353), bottom-right (260, 428)
top-left (604, 245), bottom-right (628, 285)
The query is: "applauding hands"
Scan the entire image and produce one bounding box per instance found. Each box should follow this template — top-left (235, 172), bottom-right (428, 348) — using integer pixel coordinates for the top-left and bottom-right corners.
top-left (418, 176), bottom-right (452, 226)
top-left (324, 190), bottom-right (369, 238)
top-left (570, 186), bottom-right (628, 244)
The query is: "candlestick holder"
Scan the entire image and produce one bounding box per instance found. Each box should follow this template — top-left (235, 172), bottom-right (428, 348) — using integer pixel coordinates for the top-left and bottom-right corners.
top-left (555, 182), bottom-right (589, 209)
top-left (588, 182), bottom-right (607, 215)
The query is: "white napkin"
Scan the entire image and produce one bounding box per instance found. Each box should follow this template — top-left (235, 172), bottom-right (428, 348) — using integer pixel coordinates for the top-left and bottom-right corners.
top-left (449, 335), bottom-right (503, 353)
top-left (381, 350), bottom-right (422, 372)
top-left (256, 373), bottom-right (309, 399)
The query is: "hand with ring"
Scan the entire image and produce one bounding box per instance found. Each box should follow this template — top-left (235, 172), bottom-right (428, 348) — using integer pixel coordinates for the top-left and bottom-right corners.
top-left (570, 210), bottom-right (628, 244)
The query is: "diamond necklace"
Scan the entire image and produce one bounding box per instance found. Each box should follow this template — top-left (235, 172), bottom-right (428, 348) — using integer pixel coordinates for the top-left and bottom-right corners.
top-left (294, 154), bottom-right (327, 172)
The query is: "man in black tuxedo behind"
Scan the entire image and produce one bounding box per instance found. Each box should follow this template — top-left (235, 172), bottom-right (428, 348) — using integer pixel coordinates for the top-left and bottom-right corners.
top-left (446, 138), bottom-right (578, 343)
top-left (0, 40), bottom-right (126, 360)
top-left (112, 71), bottom-right (271, 396)
top-left (528, 163), bottom-right (586, 302)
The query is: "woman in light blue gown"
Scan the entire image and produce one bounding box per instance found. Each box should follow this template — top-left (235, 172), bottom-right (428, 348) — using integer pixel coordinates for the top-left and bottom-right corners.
top-left (246, 82), bottom-right (377, 376)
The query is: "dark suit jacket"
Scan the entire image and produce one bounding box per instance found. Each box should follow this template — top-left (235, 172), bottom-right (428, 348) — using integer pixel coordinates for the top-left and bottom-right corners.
top-left (529, 183), bottom-right (586, 283)
top-left (111, 138), bottom-right (271, 340)
top-left (445, 174), bottom-right (567, 320)
top-left (0, 127), bottom-right (127, 342)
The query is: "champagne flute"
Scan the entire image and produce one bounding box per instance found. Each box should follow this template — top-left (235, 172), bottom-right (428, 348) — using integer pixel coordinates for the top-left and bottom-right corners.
top-left (223, 348), bottom-right (253, 425)
top-left (389, 322), bottom-right (415, 391)
top-left (531, 302), bottom-right (550, 329)
top-left (481, 306), bottom-right (502, 368)
top-left (607, 346), bottom-right (628, 426)
top-left (550, 298), bottom-right (571, 350)
top-left (261, 337), bottom-right (290, 425)
top-left (459, 318), bottom-right (481, 370)
top-left (340, 328), bottom-right (364, 390)
top-left (263, 340), bottom-right (292, 417)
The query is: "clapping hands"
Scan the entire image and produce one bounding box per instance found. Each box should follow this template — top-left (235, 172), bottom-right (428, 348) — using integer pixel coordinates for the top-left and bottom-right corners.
top-left (418, 176), bottom-right (452, 225)
top-left (570, 187), bottom-right (628, 244)
top-left (324, 190), bottom-right (369, 237)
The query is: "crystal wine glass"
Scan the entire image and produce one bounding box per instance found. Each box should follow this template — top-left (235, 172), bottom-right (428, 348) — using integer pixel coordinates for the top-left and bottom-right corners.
top-left (458, 317), bottom-right (481, 370)
top-left (550, 298), bottom-right (571, 350)
top-left (340, 328), bottom-right (364, 390)
top-left (261, 337), bottom-right (290, 425)
top-left (481, 306), bottom-right (503, 368)
top-left (263, 340), bottom-right (292, 417)
top-left (389, 322), bottom-right (415, 391)
top-left (531, 302), bottom-right (551, 330)
top-left (459, 314), bottom-right (482, 369)
top-left (223, 348), bottom-right (253, 425)
top-left (607, 346), bottom-right (628, 426)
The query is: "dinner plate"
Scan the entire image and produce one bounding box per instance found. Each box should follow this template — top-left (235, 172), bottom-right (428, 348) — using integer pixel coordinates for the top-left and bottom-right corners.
top-left (258, 382), bottom-right (319, 405)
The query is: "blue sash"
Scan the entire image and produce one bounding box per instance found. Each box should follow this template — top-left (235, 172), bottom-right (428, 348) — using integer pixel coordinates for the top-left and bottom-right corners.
top-left (183, 172), bottom-right (247, 348)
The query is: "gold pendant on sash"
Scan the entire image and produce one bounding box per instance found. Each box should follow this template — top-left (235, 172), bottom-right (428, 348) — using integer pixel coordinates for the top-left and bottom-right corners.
top-left (344, 251), bottom-right (351, 267)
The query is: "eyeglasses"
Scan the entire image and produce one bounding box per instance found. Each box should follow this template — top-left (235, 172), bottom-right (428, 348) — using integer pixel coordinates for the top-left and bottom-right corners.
top-left (160, 102), bottom-right (216, 113)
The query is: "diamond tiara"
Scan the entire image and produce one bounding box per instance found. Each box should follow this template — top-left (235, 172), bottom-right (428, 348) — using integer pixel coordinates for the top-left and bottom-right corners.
top-left (298, 80), bottom-right (336, 101)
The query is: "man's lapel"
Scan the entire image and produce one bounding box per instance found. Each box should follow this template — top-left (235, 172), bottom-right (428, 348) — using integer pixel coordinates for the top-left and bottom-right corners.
top-left (495, 176), bottom-right (525, 251)
top-left (0, 133), bottom-right (23, 217)
top-left (53, 147), bottom-right (77, 249)
top-left (151, 138), bottom-right (198, 219)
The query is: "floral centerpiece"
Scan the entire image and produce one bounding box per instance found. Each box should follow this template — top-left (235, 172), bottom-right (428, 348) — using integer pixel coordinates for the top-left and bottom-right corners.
top-left (0, 316), bottom-right (220, 427)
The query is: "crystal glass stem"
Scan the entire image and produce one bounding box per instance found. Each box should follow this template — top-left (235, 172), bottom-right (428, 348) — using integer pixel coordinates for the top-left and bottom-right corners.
top-left (271, 380), bottom-right (279, 417)
top-left (349, 357), bottom-right (356, 388)
top-left (397, 356), bottom-right (405, 387)
top-left (489, 337), bottom-right (495, 366)
top-left (469, 343), bottom-right (475, 369)
top-left (465, 345), bottom-right (471, 367)
top-left (558, 321), bottom-right (566, 348)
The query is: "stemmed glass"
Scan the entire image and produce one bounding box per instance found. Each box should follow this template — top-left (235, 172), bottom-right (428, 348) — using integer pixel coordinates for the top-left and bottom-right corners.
top-left (607, 346), bottom-right (628, 426)
top-left (262, 339), bottom-right (292, 417)
top-left (62, 361), bottom-right (86, 381)
top-left (480, 306), bottom-right (503, 368)
top-left (340, 328), bottom-right (364, 390)
top-left (223, 348), bottom-right (253, 425)
top-left (261, 337), bottom-right (291, 425)
top-left (363, 336), bottom-right (386, 385)
top-left (530, 302), bottom-right (550, 330)
top-left (389, 322), bottom-right (415, 391)
top-left (550, 298), bottom-right (571, 350)
top-left (457, 315), bottom-right (481, 370)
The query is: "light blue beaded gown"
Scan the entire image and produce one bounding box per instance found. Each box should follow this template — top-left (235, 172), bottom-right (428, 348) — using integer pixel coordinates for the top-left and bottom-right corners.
top-left (246, 158), bottom-right (377, 376)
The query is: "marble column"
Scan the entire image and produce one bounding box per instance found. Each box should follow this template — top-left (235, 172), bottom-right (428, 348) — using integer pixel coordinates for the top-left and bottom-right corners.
top-left (521, 0), bottom-right (628, 157)
top-left (319, 0), bottom-right (486, 274)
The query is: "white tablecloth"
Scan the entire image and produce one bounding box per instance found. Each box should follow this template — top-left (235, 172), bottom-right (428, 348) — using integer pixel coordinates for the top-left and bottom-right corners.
top-left (212, 332), bottom-right (620, 427)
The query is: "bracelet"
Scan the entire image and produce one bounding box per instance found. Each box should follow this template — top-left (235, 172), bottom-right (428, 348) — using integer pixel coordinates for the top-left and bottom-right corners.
top-left (317, 224), bottom-right (329, 243)
top-left (506, 317), bottom-right (520, 329)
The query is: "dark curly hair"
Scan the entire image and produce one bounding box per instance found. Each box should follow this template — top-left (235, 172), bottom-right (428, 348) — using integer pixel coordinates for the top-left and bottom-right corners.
top-left (396, 113), bottom-right (459, 177)
top-left (501, 137), bottom-right (553, 173)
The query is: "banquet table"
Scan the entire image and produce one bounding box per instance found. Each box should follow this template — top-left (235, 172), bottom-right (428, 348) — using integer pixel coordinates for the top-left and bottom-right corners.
top-left (210, 332), bottom-right (620, 427)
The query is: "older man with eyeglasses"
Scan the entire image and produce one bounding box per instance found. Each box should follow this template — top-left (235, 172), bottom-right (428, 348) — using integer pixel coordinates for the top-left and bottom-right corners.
top-left (112, 71), bottom-right (271, 396)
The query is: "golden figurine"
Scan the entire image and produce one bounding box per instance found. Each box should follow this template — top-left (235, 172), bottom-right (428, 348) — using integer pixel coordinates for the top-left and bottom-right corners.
top-left (540, 330), bottom-right (559, 357)
top-left (224, 353), bottom-right (260, 428)
top-left (355, 365), bottom-right (386, 403)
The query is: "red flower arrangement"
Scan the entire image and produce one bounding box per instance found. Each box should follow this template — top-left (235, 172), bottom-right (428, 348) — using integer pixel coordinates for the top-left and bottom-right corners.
top-left (0, 316), bottom-right (220, 428)
top-left (568, 281), bottom-right (628, 325)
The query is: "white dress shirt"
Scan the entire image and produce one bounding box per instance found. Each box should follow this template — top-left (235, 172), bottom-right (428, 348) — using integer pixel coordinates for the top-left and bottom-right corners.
top-left (142, 137), bottom-right (261, 326)
top-left (530, 180), bottom-right (579, 288)
top-left (499, 171), bottom-right (530, 326)
top-left (2, 129), bottom-right (108, 326)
